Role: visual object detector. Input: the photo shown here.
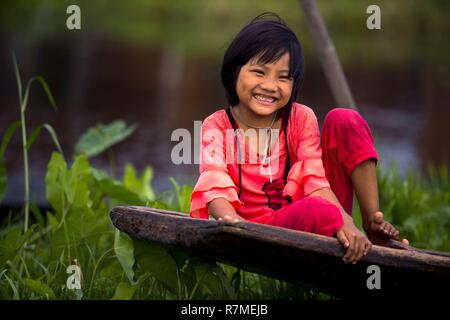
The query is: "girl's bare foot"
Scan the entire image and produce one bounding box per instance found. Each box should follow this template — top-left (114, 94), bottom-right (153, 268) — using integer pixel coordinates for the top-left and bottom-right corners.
top-left (364, 211), bottom-right (409, 246)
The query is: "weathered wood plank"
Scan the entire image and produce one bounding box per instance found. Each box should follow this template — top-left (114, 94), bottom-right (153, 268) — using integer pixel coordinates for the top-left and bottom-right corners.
top-left (110, 206), bottom-right (450, 298)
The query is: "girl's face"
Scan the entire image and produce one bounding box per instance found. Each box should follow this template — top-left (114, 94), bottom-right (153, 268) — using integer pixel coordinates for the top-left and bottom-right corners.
top-left (235, 52), bottom-right (293, 117)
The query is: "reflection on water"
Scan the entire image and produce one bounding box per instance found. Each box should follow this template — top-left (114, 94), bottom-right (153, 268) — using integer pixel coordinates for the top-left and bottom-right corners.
top-left (358, 105), bottom-right (421, 172)
top-left (0, 38), bottom-right (448, 206)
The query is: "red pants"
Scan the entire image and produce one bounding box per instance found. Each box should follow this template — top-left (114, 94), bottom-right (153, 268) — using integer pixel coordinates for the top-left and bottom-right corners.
top-left (267, 108), bottom-right (378, 237)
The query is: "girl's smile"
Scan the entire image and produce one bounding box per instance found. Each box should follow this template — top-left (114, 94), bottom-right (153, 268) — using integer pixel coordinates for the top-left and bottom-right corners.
top-left (235, 52), bottom-right (293, 124)
top-left (253, 94), bottom-right (276, 106)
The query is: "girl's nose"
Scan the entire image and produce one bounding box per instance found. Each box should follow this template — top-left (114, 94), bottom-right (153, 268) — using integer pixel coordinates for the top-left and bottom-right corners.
top-left (259, 78), bottom-right (277, 92)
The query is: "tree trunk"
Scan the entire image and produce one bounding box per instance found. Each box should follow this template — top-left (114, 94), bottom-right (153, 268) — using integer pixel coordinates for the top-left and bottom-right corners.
top-left (111, 206), bottom-right (450, 298)
top-left (298, 0), bottom-right (357, 109)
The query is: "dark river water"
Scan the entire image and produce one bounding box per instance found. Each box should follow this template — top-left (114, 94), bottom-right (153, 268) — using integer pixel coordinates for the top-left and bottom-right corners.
top-left (0, 37), bottom-right (449, 207)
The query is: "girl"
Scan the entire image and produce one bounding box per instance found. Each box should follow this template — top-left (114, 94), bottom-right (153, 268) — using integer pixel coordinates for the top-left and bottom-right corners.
top-left (190, 13), bottom-right (408, 264)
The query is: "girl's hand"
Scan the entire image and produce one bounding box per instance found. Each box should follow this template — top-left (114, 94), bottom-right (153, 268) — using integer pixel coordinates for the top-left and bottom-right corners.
top-left (336, 215), bottom-right (372, 264)
top-left (364, 211), bottom-right (409, 246)
top-left (217, 215), bottom-right (244, 223)
top-left (208, 198), bottom-right (245, 222)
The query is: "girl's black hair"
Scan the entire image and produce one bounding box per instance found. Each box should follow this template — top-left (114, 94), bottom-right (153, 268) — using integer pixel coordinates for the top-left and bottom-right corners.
top-left (221, 12), bottom-right (304, 109)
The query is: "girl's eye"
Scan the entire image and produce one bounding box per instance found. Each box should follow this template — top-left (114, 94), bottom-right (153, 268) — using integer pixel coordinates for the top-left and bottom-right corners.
top-left (252, 70), bottom-right (264, 75)
top-left (279, 76), bottom-right (291, 81)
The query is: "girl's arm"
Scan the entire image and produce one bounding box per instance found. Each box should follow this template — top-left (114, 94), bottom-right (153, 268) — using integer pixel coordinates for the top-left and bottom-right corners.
top-left (208, 198), bottom-right (245, 222)
top-left (308, 187), bottom-right (372, 264)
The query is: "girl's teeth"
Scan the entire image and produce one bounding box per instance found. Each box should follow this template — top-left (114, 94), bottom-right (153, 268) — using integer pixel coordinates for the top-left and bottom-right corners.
top-left (255, 95), bottom-right (274, 102)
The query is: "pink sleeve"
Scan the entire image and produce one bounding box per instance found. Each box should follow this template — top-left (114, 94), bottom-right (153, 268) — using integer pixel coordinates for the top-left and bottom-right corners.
top-left (190, 116), bottom-right (243, 219)
top-left (282, 106), bottom-right (330, 201)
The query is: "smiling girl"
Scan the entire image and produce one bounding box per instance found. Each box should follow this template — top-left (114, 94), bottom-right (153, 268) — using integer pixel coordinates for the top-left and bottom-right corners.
top-left (190, 13), bottom-right (408, 264)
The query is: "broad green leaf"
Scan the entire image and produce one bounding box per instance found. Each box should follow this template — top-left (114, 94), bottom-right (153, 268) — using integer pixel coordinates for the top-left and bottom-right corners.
top-left (190, 258), bottom-right (236, 299)
top-left (137, 167), bottom-right (155, 201)
top-left (64, 154), bottom-right (92, 211)
top-left (231, 269), bottom-right (241, 295)
top-left (114, 229), bottom-right (135, 284)
top-left (212, 264), bottom-right (237, 299)
top-left (65, 208), bottom-right (102, 242)
top-left (149, 200), bottom-right (169, 210)
top-left (0, 224), bottom-right (36, 269)
top-left (45, 152), bottom-right (68, 215)
top-left (23, 278), bottom-right (56, 300)
top-left (169, 177), bottom-right (192, 213)
top-left (46, 212), bottom-right (59, 231)
top-left (90, 168), bottom-right (110, 207)
top-left (111, 281), bottom-right (137, 300)
top-left (96, 176), bottom-right (144, 205)
top-left (74, 120), bottom-right (137, 157)
top-left (45, 152), bottom-right (93, 227)
top-left (178, 185), bottom-right (193, 213)
top-left (48, 220), bottom-right (71, 261)
top-left (49, 208), bottom-right (108, 262)
top-left (133, 239), bottom-right (179, 293)
top-left (91, 167), bottom-right (109, 180)
top-left (99, 260), bottom-right (123, 280)
top-left (123, 164), bottom-right (155, 202)
top-left (44, 152), bottom-right (131, 261)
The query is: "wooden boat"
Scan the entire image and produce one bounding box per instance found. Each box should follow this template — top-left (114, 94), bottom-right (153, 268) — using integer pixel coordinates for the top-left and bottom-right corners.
top-left (110, 206), bottom-right (450, 298)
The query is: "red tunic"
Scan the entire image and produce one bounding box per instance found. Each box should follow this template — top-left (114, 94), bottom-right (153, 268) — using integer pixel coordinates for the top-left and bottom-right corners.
top-left (190, 103), bottom-right (330, 223)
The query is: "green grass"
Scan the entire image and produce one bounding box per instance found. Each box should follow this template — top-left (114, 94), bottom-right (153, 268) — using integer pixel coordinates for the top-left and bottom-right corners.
top-left (352, 164), bottom-right (450, 252)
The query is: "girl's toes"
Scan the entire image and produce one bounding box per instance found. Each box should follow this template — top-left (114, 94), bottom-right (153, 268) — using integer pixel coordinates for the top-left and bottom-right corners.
top-left (386, 224), bottom-right (399, 238)
top-left (402, 238), bottom-right (410, 246)
top-left (388, 226), bottom-right (396, 236)
top-left (386, 223), bottom-right (394, 234)
top-left (381, 223), bottom-right (389, 234)
top-left (374, 211), bottom-right (384, 224)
